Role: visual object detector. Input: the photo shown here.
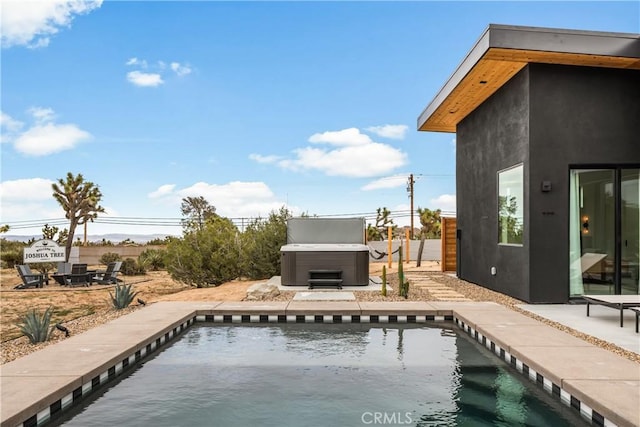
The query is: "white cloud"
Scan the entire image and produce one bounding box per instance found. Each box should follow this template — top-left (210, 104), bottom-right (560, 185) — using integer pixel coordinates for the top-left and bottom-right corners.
top-left (28, 106), bottom-right (55, 123)
top-left (365, 124), bottom-right (408, 140)
top-left (256, 127), bottom-right (407, 178)
top-left (125, 57), bottom-right (147, 67)
top-left (126, 71), bottom-right (164, 87)
top-left (147, 181), bottom-right (292, 219)
top-left (1, 0), bottom-right (103, 48)
top-left (249, 153), bottom-right (280, 164)
top-left (280, 143), bottom-right (406, 178)
top-left (0, 178), bottom-right (54, 201)
top-left (429, 194), bottom-right (456, 213)
top-left (148, 184), bottom-right (176, 199)
top-left (361, 174), bottom-right (410, 191)
top-left (308, 128), bottom-right (372, 146)
top-left (4, 107), bottom-right (91, 156)
top-left (125, 59), bottom-right (192, 86)
top-left (0, 111), bottom-right (24, 143)
top-left (14, 122), bottom-right (91, 156)
top-left (170, 62), bottom-right (192, 77)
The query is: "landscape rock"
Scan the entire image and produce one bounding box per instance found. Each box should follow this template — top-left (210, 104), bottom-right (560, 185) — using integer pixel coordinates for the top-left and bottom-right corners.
top-left (245, 282), bottom-right (280, 301)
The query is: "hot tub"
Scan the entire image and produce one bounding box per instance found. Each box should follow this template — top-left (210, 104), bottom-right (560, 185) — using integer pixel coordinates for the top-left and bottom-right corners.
top-left (280, 243), bottom-right (370, 286)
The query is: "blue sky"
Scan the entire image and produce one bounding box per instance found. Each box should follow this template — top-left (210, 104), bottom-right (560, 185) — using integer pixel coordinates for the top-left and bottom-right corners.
top-left (1, 1), bottom-right (638, 237)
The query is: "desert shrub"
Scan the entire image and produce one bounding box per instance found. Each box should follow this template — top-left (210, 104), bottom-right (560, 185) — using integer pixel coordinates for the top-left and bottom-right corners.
top-left (100, 252), bottom-right (122, 265)
top-left (17, 307), bottom-right (54, 344)
top-left (147, 236), bottom-right (172, 245)
top-left (109, 283), bottom-right (139, 309)
top-left (138, 248), bottom-right (167, 271)
top-left (121, 258), bottom-right (146, 275)
top-left (240, 206), bottom-right (290, 280)
top-left (1, 239), bottom-right (25, 268)
top-left (166, 216), bottom-right (240, 287)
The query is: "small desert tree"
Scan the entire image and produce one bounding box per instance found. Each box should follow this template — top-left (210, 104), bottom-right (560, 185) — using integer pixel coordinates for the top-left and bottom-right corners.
top-left (240, 206), bottom-right (291, 279)
top-left (52, 172), bottom-right (105, 261)
top-left (181, 196), bottom-right (217, 232)
top-left (167, 216), bottom-right (240, 287)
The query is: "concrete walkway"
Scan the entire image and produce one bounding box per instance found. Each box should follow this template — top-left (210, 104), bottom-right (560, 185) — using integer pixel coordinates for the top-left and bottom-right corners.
top-left (517, 303), bottom-right (640, 354)
top-left (1, 301), bottom-right (639, 427)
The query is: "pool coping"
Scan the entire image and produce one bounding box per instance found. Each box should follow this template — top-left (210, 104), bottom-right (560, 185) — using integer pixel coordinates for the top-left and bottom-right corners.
top-left (1, 301), bottom-right (639, 427)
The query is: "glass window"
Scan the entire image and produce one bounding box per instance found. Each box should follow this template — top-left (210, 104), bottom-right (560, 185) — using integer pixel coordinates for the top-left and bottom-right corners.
top-left (498, 164), bottom-right (524, 245)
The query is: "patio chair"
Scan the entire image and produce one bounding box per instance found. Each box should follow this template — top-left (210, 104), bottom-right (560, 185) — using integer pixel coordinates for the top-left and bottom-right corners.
top-left (92, 261), bottom-right (122, 285)
top-left (583, 294), bottom-right (640, 327)
top-left (15, 265), bottom-right (46, 289)
top-left (51, 262), bottom-right (72, 285)
top-left (64, 263), bottom-right (92, 287)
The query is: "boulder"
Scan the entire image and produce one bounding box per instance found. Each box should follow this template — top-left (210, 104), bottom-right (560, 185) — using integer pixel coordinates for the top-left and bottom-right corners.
top-left (246, 282), bottom-right (280, 301)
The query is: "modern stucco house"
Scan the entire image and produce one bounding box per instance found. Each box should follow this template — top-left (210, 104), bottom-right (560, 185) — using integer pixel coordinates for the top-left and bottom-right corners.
top-left (418, 24), bottom-right (639, 303)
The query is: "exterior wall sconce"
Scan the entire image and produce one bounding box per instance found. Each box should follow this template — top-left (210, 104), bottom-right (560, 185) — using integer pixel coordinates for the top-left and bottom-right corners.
top-left (582, 216), bottom-right (589, 234)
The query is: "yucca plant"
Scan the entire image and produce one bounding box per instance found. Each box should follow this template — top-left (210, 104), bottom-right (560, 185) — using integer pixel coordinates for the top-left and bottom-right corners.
top-left (17, 307), bottom-right (54, 344)
top-left (109, 283), bottom-right (139, 309)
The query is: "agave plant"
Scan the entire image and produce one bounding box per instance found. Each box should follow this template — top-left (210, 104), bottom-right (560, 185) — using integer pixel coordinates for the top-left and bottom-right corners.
top-left (17, 307), bottom-right (54, 344)
top-left (109, 283), bottom-right (139, 310)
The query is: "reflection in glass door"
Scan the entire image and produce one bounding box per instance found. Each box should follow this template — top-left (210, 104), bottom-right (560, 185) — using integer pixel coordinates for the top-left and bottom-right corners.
top-left (569, 170), bottom-right (615, 296)
top-left (569, 168), bottom-right (640, 297)
top-left (621, 169), bottom-right (639, 295)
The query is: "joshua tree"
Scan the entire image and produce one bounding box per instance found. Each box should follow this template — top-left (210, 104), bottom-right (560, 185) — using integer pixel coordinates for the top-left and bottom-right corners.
top-left (52, 172), bottom-right (105, 261)
top-left (417, 207), bottom-right (442, 239)
top-left (366, 207), bottom-right (396, 241)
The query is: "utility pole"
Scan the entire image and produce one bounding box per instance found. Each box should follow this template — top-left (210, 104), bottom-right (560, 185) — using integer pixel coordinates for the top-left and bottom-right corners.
top-left (407, 174), bottom-right (415, 239)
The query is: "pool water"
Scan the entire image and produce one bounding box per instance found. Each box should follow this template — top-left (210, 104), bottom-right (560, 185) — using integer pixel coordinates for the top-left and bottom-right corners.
top-left (57, 324), bottom-right (587, 426)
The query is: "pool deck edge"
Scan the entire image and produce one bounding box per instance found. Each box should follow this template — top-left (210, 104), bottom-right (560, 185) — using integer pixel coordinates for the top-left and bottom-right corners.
top-left (1, 301), bottom-right (638, 427)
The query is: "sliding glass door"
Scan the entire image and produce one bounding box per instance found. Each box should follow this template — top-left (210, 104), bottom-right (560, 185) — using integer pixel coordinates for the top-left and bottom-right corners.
top-left (570, 168), bottom-right (640, 297)
top-left (621, 169), bottom-right (639, 294)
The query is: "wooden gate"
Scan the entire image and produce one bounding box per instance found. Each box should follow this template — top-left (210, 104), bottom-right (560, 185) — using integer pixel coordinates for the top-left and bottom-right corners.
top-left (441, 217), bottom-right (457, 272)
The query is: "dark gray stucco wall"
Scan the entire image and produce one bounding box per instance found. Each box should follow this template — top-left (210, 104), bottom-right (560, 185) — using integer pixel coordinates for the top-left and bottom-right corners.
top-left (456, 68), bottom-right (531, 302)
top-left (528, 64), bottom-right (640, 302)
top-left (456, 63), bottom-right (639, 303)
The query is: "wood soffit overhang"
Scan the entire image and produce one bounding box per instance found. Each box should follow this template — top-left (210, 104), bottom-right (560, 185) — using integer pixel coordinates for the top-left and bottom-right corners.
top-left (417, 26), bottom-right (640, 134)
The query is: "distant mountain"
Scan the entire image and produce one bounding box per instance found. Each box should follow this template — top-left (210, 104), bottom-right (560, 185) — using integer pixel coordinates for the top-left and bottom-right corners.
top-left (2, 233), bottom-right (178, 244)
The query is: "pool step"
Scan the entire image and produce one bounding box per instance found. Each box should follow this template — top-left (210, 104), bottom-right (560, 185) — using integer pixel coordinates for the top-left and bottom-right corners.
top-left (308, 269), bottom-right (343, 289)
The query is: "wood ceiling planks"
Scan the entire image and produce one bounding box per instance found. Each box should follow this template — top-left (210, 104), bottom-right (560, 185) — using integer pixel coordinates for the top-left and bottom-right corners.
top-left (419, 47), bottom-right (640, 132)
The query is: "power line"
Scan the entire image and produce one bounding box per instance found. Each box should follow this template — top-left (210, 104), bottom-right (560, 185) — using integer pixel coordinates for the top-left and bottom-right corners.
top-left (2, 208), bottom-right (454, 232)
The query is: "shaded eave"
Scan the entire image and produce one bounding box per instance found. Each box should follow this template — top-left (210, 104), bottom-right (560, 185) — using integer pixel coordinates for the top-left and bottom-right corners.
top-left (417, 24), bottom-right (640, 133)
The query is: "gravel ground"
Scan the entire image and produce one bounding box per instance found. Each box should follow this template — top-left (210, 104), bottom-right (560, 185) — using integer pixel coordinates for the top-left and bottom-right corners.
top-left (2, 271), bottom-right (638, 365)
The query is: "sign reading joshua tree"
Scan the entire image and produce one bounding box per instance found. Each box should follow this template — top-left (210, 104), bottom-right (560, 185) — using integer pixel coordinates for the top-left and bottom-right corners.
top-left (52, 172), bottom-right (105, 261)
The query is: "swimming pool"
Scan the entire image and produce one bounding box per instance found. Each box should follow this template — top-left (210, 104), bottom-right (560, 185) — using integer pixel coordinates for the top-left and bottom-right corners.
top-left (56, 324), bottom-right (587, 426)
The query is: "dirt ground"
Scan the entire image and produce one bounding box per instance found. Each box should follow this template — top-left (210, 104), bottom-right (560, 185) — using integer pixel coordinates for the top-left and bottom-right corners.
top-left (0, 268), bottom-right (258, 342)
top-left (3, 261), bottom-right (639, 366)
top-left (0, 261), bottom-right (440, 342)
